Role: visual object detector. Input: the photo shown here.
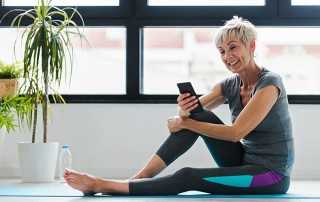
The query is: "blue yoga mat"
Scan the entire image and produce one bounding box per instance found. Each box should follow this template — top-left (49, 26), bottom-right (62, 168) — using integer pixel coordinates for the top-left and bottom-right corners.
top-left (0, 184), bottom-right (319, 199)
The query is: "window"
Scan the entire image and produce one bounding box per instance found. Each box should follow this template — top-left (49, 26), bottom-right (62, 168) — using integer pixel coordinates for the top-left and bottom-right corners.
top-left (143, 27), bottom-right (320, 95)
top-left (148, 0), bottom-right (265, 6)
top-left (143, 28), bottom-right (231, 94)
top-left (3, 0), bottom-right (119, 6)
top-left (58, 28), bottom-right (126, 94)
top-left (137, 0), bottom-right (276, 19)
top-left (0, 28), bottom-right (126, 94)
top-left (1, 0), bottom-right (320, 103)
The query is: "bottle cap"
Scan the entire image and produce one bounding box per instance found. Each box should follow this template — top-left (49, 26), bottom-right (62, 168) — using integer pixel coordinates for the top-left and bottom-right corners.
top-left (62, 145), bottom-right (69, 149)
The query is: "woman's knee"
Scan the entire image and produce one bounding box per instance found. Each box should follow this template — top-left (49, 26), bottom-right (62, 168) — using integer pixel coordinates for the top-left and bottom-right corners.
top-left (173, 167), bottom-right (195, 179)
top-left (189, 110), bottom-right (224, 124)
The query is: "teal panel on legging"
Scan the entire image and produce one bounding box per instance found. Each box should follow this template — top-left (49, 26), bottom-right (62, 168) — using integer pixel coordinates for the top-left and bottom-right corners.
top-left (203, 175), bottom-right (253, 188)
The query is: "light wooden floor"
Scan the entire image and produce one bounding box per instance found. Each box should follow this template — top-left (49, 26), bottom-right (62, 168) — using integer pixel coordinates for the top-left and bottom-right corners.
top-left (0, 179), bottom-right (319, 202)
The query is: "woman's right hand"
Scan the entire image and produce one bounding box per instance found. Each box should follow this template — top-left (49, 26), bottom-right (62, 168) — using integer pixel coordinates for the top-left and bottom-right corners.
top-left (177, 93), bottom-right (199, 117)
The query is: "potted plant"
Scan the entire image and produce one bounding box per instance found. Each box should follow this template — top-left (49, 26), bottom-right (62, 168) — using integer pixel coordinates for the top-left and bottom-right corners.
top-left (0, 60), bottom-right (25, 133)
top-left (1, 0), bottom-right (87, 182)
top-left (0, 60), bottom-right (31, 164)
top-left (0, 60), bottom-right (23, 98)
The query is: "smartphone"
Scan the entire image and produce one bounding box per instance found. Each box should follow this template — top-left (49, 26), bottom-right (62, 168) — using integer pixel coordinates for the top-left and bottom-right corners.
top-left (177, 82), bottom-right (204, 113)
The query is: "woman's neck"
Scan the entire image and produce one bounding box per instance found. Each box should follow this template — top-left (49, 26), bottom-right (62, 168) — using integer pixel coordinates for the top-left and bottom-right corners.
top-left (239, 64), bottom-right (261, 90)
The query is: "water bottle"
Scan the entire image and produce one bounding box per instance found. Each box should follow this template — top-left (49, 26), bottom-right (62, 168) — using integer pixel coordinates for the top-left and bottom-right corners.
top-left (59, 145), bottom-right (72, 183)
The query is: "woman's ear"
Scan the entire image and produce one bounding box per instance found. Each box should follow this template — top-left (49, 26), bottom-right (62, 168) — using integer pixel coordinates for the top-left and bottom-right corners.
top-left (249, 40), bottom-right (256, 53)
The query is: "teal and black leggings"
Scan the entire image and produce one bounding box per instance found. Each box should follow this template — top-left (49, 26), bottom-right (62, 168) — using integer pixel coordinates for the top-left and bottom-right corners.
top-left (129, 110), bottom-right (290, 195)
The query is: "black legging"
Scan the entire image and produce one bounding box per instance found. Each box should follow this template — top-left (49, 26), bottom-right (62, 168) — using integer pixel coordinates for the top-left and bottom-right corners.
top-left (129, 110), bottom-right (290, 195)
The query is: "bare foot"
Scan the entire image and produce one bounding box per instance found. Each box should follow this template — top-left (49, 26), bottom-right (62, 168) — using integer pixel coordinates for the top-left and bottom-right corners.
top-left (64, 170), bottom-right (98, 196)
top-left (65, 170), bottom-right (130, 195)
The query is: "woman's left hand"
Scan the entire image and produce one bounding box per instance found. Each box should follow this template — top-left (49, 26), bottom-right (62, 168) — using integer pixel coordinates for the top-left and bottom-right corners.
top-left (167, 116), bottom-right (184, 133)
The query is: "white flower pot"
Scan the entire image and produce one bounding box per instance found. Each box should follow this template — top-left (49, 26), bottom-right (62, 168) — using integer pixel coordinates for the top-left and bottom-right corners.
top-left (18, 142), bottom-right (59, 183)
top-left (0, 128), bottom-right (5, 164)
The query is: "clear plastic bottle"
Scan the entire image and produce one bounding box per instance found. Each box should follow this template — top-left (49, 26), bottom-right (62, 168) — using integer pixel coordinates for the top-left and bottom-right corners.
top-left (59, 145), bottom-right (72, 183)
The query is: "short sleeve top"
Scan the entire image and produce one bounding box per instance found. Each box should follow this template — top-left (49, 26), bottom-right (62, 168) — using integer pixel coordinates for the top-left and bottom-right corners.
top-left (221, 67), bottom-right (295, 176)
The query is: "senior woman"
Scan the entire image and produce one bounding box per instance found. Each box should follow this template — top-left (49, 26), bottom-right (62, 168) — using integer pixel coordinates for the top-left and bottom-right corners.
top-left (64, 16), bottom-right (294, 195)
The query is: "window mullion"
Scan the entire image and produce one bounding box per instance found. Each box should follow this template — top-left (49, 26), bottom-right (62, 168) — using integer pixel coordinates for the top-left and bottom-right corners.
top-left (126, 22), bottom-right (141, 99)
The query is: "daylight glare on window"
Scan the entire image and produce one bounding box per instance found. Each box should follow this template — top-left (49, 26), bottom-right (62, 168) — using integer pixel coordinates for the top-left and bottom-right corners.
top-left (3, 0), bottom-right (119, 6)
top-left (148, 0), bottom-right (265, 6)
top-left (143, 27), bottom-right (320, 95)
top-left (291, 0), bottom-right (320, 5)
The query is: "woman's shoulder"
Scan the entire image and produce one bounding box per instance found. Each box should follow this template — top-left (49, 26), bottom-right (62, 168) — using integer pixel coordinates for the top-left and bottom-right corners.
top-left (259, 67), bottom-right (283, 85)
top-left (221, 73), bottom-right (240, 85)
top-left (260, 67), bottom-right (282, 80)
top-left (256, 67), bottom-right (287, 95)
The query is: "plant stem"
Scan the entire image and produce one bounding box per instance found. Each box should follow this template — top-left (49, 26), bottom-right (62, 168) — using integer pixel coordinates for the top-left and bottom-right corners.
top-left (42, 27), bottom-right (48, 144)
top-left (31, 97), bottom-right (37, 143)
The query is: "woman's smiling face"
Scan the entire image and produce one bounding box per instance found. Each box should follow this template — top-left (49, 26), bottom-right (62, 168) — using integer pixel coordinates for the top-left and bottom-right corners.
top-left (218, 36), bottom-right (253, 74)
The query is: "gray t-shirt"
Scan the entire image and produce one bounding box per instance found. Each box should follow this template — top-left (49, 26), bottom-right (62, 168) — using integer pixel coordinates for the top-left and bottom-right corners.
top-left (221, 67), bottom-right (294, 177)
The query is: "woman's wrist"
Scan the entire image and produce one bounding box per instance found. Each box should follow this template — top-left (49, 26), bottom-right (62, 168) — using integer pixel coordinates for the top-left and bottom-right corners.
top-left (178, 107), bottom-right (190, 118)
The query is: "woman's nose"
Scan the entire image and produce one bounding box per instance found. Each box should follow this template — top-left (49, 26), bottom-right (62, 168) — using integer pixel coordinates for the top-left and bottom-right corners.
top-left (224, 51), bottom-right (232, 61)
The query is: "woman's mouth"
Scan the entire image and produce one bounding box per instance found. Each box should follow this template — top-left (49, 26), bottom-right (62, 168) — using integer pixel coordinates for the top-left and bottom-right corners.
top-left (228, 60), bottom-right (239, 66)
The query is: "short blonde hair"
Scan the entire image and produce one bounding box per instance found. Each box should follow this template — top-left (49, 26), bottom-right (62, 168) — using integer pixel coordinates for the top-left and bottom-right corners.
top-left (215, 16), bottom-right (257, 48)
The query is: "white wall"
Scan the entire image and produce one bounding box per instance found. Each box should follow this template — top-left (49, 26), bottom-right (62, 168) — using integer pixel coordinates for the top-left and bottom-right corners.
top-left (0, 103), bottom-right (319, 180)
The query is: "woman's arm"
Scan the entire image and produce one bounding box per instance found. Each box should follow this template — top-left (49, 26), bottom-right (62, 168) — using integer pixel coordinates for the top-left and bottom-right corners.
top-left (169, 85), bottom-right (279, 142)
top-left (200, 83), bottom-right (226, 110)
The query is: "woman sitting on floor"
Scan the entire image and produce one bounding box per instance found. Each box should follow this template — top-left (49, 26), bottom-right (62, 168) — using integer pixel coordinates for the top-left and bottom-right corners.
top-left (64, 16), bottom-right (295, 196)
